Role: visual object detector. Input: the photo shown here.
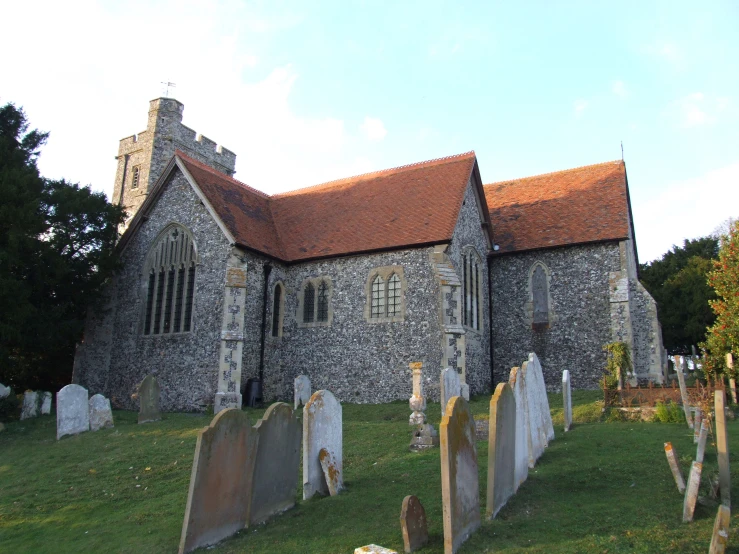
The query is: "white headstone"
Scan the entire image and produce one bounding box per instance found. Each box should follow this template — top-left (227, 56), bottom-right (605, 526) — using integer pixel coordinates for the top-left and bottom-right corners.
top-left (41, 392), bottom-right (52, 415)
top-left (562, 370), bottom-right (572, 432)
top-left (441, 367), bottom-right (461, 410)
top-left (521, 361), bottom-right (546, 467)
top-left (527, 353), bottom-right (555, 442)
top-left (508, 367), bottom-right (529, 491)
top-left (21, 391), bottom-right (40, 420)
top-left (294, 375), bottom-right (311, 410)
top-left (89, 394), bottom-right (114, 431)
top-left (0, 383), bottom-right (11, 399)
top-left (303, 390), bottom-right (343, 499)
top-left (56, 384), bottom-right (90, 440)
top-left (461, 383), bottom-right (470, 401)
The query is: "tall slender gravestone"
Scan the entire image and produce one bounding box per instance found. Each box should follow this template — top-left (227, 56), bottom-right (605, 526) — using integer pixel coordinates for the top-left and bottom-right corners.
top-left (440, 368), bottom-right (461, 412)
top-left (526, 353), bottom-right (555, 442)
top-left (697, 420), bottom-right (709, 464)
top-left (715, 390), bottom-right (731, 508)
top-left (409, 362), bottom-right (438, 451)
top-left (56, 384), bottom-right (90, 440)
top-left (709, 504), bottom-right (731, 554)
top-left (521, 356), bottom-right (549, 468)
top-left (303, 390), bottom-right (342, 499)
top-left (40, 392), bottom-right (52, 415)
top-left (486, 382), bottom-right (515, 519)
top-left (179, 409), bottom-right (258, 554)
top-left (508, 367), bottom-right (529, 491)
top-left (664, 442), bottom-right (686, 493)
top-left (562, 370), bottom-right (572, 432)
top-left (215, 266), bottom-right (247, 413)
top-left (440, 396), bottom-right (480, 554)
top-left (21, 391), bottom-right (40, 420)
top-left (294, 375), bottom-right (311, 410)
top-left (674, 355), bottom-right (693, 429)
top-left (683, 461), bottom-right (702, 522)
top-left (250, 403), bottom-right (301, 525)
top-left (138, 375), bottom-right (161, 424)
top-left (727, 353), bottom-right (737, 405)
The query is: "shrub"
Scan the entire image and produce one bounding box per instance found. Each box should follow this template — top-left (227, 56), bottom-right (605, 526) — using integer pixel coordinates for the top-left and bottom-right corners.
top-left (653, 400), bottom-right (684, 423)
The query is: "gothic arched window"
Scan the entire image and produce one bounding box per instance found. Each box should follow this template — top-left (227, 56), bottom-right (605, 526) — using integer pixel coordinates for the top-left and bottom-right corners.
top-left (366, 267), bottom-right (405, 322)
top-left (462, 247), bottom-right (482, 331)
top-left (530, 262), bottom-right (550, 329)
top-left (271, 282), bottom-right (284, 337)
top-left (143, 224), bottom-right (197, 335)
top-left (300, 277), bottom-right (332, 326)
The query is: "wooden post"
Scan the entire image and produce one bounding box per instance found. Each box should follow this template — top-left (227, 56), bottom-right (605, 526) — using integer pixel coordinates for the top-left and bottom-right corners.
top-left (715, 390), bottom-right (731, 508)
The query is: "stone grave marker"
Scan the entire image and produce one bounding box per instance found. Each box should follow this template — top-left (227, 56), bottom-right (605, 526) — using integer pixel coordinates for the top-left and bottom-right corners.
top-left (664, 442), bottom-right (686, 493)
top-left (562, 370), bottom-right (572, 432)
top-left (694, 408), bottom-right (703, 443)
top-left (460, 383), bottom-right (470, 401)
top-left (522, 359), bottom-right (546, 468)
top-left (709, 504), bottom-right (730, 554)
top-left (21, 391), bottom-right (40, 420)
top-left (697, 420), bottom-right (709, 464)
top-left (440, 368), bottom-right (461, 412)
top-left (683, 461), bottom-right (702, 522)
top-left (294, 375), bottom-right (311, 410)
top-left (354, 546), bottom-right (398, 554)
top-left (508, 366), bottom-right (529, 491)
top-left (526, 353), bottom-right (555, 442)
top-left (400, 495), bottom-right (428, 553)
top-left (409, 362), bottom-right (439, 451)
top-left (675, 355), bottom-right (693, 428)
top-left (179, 409), bottom-right (258, 554)
top-left (56, 384), bottom-right (90, 440)
top-left (303, 390), bottom-right (343, 499)
top-left (486, 382), bottom-right (515, 519)
top-left (715, 390), bottom-right (731, 507)
top-left (318, 447), bottom-right (342, 496)
top-left (440, 396), bottom-right (480, 554)
top-left (250, 402), bottom-right (301, 525)
top-left (89, 394), bottom-right (114, 431)
top-left (0, 383), bottom-right (11, 398)
top-left (728, 354), bottom-right (737, 404)
top-left (138, 375), bottom-right (161, 424)
top-left (41, 392), bottom-right (52, 415)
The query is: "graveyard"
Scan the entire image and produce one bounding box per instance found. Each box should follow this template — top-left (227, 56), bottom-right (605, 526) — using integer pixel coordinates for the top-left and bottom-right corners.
top-left (1, 387), bottom-right (738, 553)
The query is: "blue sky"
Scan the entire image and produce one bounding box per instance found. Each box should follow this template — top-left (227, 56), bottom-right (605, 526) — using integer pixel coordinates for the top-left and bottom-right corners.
top-left (2, 0), bottom-right (737, 261)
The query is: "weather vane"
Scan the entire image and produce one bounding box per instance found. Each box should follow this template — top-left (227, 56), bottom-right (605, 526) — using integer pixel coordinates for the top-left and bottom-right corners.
top-left (161, 81), bottom-right (176, 97)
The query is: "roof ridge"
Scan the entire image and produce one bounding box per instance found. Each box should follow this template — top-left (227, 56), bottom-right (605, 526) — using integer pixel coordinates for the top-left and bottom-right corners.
top-left (272, 151), bottom-right (476, 198)
top-left (483, 159), bottom-right (623, 187)
top-left (175, 150), bottom-right (271, 199)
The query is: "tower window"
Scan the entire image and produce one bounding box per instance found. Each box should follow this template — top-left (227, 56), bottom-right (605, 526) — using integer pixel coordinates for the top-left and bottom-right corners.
top-left (131, 166), bottom-right (141, 189)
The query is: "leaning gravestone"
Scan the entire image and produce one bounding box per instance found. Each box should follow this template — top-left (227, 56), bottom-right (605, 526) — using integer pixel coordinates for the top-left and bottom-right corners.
top-left (715, 390), bottom-right (731, 507)
top-left (562, 370), bottom-right (572, 432)
top-left (400, 495), bottom-right (428, 553)
top-left (138, 375), bottom-right (161, 424)
top-left (440, 396), bottom-right (480, 554)
top-left (664, 442), bottom-right (686, 493)
top-left (250, 402), bottom-right (301, 526)
top-left (0, 383), bottom-right (11, 399)
top-left (675, 355), bottom-right (693, 429)
top-left (440, 367), bottom-right (461, 411)
top-left (709, 504), bottom-right (730, 554)
top-left (526, 353), bottom-right (555, 442)
top-left (486, 382), bottom-right (515, 519)
top-left (508, 367), bottom-right (529, 491)
top-left (697, 420), bottom-right (709, 463)
top-left (683, 461), bottom-right (702, 522)
top-left (21, 391), bottom-right (40, 420)
top-left (56, 384), bottom-right (89, 440)
top-left (522, 359), bottom-right (546, 468)
top-left (294, 375), bottom-right (311, 410)
top-left (40, 392), bottom-right (52, 415)
top-left (179, 409), bottom-right (258, 554)
top-left (303, 390), bottom-right (343, 499)
top-left (89, 394), bottom-right (114, 431)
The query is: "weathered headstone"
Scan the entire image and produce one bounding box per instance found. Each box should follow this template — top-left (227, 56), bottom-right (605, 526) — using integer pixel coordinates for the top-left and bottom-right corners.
top-left (675, 355), bottom-right (693, 428)
top-left (521, 355), bottom-right (552, 468)
top-left (440, 368), bottom-right (461, 412)
top-left (138, 375), bottom-right (161, 424)
top-left (683, 461), bottom-right (702, 522)
top-left (708, 504), bottom-right (731, 554)
top-left (303, 390), bottom-right (342, 499)
top-left (460, 383), bottom-right (470, 401)
top-left (294, 375), bottom-right (311, 410)
top-left (319, 448), bottom-right (342, 496)
top-left (715, 390), bottom-right (731, 507)
top-left (0, 383), bottom-right (10, 398)
top-left (179, 409), bottom-right (258, 554)
top-left (562, 370), bottom-right (572, 432)
top-left (89, 394), bottom-right (114, 431)
top-left (20, 391), bottom-right (40, 420)
top-left (40, 392), bottom-right (52, 415)
top-left (664, 442), bottom-right (686, 493)
top-left (400, 495), bottom-right (428, 553)
top-left (697, 420), bottom-right (709, 464)
top-left (56, 384), bottom-right (90, 440)
top-left (354, 546), bottom-right (398, 554)
top-left (728, 353), bottom-right (737, 404)
top-left (250, 402), bottom-right (301, 525)
top-left (508, 366), bottom-right (529, 491)
top-left (693, 408), bottom-right (702, 443)
top-left (486, 382), bottom-right (515, 519)
top-left (409, 362), bottom-right (439, 451)
top-left (440, 396), bottom-right (480, 554)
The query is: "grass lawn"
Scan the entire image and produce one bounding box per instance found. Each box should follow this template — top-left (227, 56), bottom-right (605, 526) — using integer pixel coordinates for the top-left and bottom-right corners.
top-left (1, 391), bottom-right (738, 553)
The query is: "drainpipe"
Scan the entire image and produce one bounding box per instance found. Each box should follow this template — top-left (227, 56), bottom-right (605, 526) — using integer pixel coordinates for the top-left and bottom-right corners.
top-left (488, 255), bottom-right (495, 390)
top-left (258, 262), bottom-right (273, 386)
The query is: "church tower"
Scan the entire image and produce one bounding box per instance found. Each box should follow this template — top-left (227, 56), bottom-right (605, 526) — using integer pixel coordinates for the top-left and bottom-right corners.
top-left (112, 98), bottom-right (237, 226)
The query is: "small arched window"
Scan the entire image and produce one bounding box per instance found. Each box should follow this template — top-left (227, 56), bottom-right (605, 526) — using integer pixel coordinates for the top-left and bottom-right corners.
top-left (371, 275), bottom-right (385, 318)
top-left (131, 166), bottom-right (141, 189)
top-left (303, 282), bottom-right (315, 323)
top-left (300, 278), bottom-right (332, 326)
top-left (462, 248), bottom-right (482, 331)
top-left (143, 224), bottom-right (197, 335)
top-left (531, 263), bottom-right (550, 328)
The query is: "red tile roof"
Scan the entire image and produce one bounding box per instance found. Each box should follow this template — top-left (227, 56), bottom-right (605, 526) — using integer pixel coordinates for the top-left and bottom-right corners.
top-left (177, 150), bottom-right (478, 262)
top-left (483, 161), bottom-right (630, 254)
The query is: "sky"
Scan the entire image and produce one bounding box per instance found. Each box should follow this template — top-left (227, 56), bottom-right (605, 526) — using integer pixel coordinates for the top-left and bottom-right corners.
top-left (2, 0), bottom-right (738, 262)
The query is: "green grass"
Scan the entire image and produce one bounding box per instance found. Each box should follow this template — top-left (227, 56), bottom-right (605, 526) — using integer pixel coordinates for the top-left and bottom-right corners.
top-left (1, 394), bottom-right (739, 553)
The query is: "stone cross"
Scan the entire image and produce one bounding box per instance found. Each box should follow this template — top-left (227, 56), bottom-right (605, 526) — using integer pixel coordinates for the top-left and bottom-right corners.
top-left (682, 461), bottom-right (702, 522)
top-left (56, 384), bottom-right (90, 440)
top-left (400, 495), bottom-right (428, 553)
top-left (508, 367), bottom-right (529, 491)
top-left (715, 390), bottom-right (731, 507)
top-left (294, 375), bottom-right (311, 410)
top-left (708, 504), bottom-right (730, 554)
top-left (486, 382), bottom-right (515, 519)
top-left (303, 390), bottom-right (343, 499)
top-left (138, 375), bottom-right (161, 424)
top-left (674, 355), bottom-right (693, 429)
top-left (664, 442), bottom-right (686, 493)
top-left (562, 370), bottom-right (572, 432)
top-left (215, 266), bottom-right (247, 413)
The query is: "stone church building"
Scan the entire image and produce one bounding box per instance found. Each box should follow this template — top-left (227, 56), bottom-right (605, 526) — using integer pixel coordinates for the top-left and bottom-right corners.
top-left (72, 98), bottom-right (665, 412)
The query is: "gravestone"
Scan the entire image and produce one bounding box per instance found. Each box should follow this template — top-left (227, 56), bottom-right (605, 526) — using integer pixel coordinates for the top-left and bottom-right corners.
top-left (303, 390), bottom-right (343, 499)
top-left (440, 368), bottom-right (461, 412)
top-left (89, 394), bottom-right (114, 431)
top-left (0, 383), bottom-right (10, 398)
top-left (354, 546), bottom-right (398, 554)
top-left (400, 495), bottom-right (428, 553)
top-left (693, 408), bottom-right (702, 443)
top-left (508, 367), bottom-right (529, 491)
top-left (664, 442), bottom-right (686, 493)
top-left (728, 354), bottom-right (737, 404)
top-left (440, 396), bottom-right (480, 554)
top-left (138, 375), bottom-right (161, 424)
top-left (294, 375), bottom-right (311, 410)
top-left (674, 355), bottom-right (693, 428)
top-left (715, 390), bottom-right (731, 507)
top-left (56, 384), bottom-right (90, 440)
top-left (697, 420), bottom-right (709, 463)
top-left (460, 383), bottom-right (470, 401)
top-left (250, 402), bottom-right (301, 525)
top-left (522, 358), bottom-right (546, 468)
top-left (526, 353), bottom-right (555, 442)
top-left (319, 448), bottom-right (342, 496)
top-left (21, 391), bottom-right (40, 420)
top-left (683, 461), bottom-right (702, 522)
top-left (40, 392), bottom-right (52, 415)
top-left (486, 382), bottom-right (515, 519)
top-left (708, 504), bottom-right (730, 554)
top-left (179, 409), bottom-right (258, 554)
top-left (409, 362), bottom-right (439, 450)
top-left (562, 370), bottom-right (572, 432)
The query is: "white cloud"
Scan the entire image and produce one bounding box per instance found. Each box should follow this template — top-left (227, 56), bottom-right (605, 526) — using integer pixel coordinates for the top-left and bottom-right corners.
top-left (573, 99), bottom-right (588, 116)
top-left (667, 92), bottom-right (726, 128)
top-left (360, 117), bottom-right (388, 142)
top-left (645, 39), bottom-right (683, 67)
top-left (612, 80), bottom-right (627, 97)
